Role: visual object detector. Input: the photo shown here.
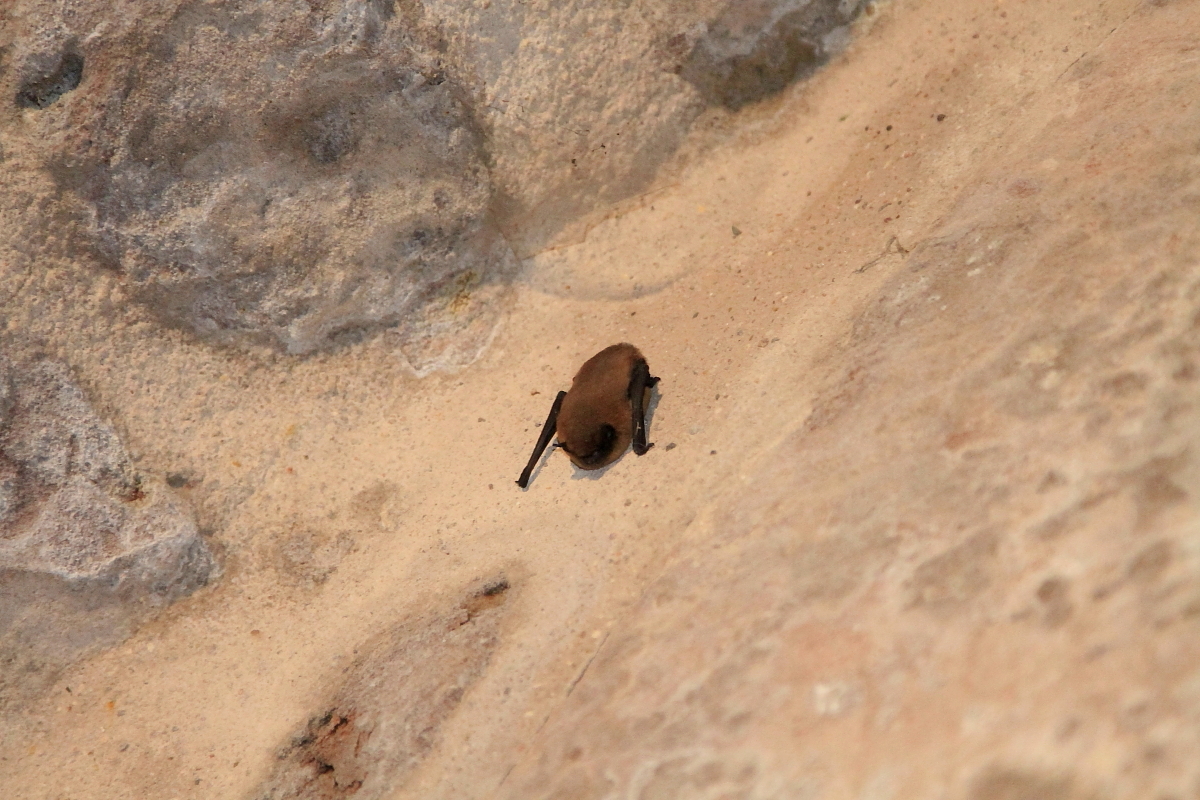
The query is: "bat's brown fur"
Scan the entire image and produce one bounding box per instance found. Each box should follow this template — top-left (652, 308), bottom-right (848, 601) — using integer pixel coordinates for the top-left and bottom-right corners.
top-left (517, 343), bottom-right (659, 487)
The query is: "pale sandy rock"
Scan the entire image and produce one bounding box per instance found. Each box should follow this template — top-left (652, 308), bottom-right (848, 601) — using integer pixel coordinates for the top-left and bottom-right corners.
top-left (255, 578), bottom-right (512, 800)
top-left (496, 10), bottom-right (1200, 795)
top-left (3, 0), bottom-right (1197, 797)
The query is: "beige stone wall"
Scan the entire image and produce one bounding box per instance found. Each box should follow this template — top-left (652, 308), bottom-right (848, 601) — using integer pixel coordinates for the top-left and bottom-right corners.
top-left (2, 0), bottom-right (1198, 798)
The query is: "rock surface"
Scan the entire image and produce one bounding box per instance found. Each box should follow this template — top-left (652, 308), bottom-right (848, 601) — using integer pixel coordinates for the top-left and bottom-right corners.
top-left (681, 0), bottom-right (861, 109)
top-left (435, 0), bottom-right (867, 257)
top-left (1, 0), bottom-right (1198, 798)
top-left (255, 578), bottom-right (511, 800)
top-left (50, 0), bottom-right (509, 362)
top-left (4, 0), bottom-right (862, 363)
top-left (0, 356), bottom-right (214, 709)
top-left (499, 17), bottom-right (1200, 791)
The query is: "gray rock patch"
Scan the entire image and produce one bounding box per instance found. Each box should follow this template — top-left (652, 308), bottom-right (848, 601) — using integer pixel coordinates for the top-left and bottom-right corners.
top-left (0, 354), bottom-right (215, 709)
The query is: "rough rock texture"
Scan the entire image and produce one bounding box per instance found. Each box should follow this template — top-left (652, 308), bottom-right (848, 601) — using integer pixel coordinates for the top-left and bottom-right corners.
top-left (437, 0), bottom-right (866, 256)
top-left (681, 0), bottom-right (861, 109)
top-left (14, 49), bottom-right (84, 110)
top-left (256, 578), bottom-right (511, 800)
top-left (3, 0), bottom-right (863, 362)
top-left (0, 356), bottom-right (214, 709)
top-left (50, 1), bottom-right (510, 362)
top-left (3, 0), bottom-right (1199, 798)
top-left (496, 7), bottom-right (1200, 797)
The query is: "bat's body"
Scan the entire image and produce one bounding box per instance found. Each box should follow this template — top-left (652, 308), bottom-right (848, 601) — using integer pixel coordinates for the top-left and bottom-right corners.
top-left (517, 343), bottom-right (659, 488)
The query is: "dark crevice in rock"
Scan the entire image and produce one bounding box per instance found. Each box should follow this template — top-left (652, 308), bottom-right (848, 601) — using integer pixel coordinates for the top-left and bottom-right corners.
top-left (15, 50), bottom-right (84, 109)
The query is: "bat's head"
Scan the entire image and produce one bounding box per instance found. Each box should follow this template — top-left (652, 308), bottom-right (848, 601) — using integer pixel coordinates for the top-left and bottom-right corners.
top-left (560, 423), bottom-right (619, 469)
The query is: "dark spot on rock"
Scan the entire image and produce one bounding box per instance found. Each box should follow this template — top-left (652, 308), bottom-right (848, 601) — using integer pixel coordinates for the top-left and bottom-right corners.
top-left (1008, 178), bottom-right (1040, 198)
top-left (371, 0), bottom-right (395, 20)
top-left (679, 0), bottom-right (862, 110)
top-left (166, 473), bottom-right (189, 489)
top-left (15, 52), bottom-right (84, 109)
top-left (1036, 577), bottom-right (1065, 602)
top-left (908, 531), bottom-right (999, 611)
top-left (1037, 470), bottom-right (1067, 492)
top-left (305, 106), bottom-right (359, 164)
top-left (937, 113), bottom-right (946, 121)
top-left (463, 577), bottom-right (511, 619)
top-left (1129, 455), bottom-right (1189, 529)
top-left (1128, 540), bottom-right (1171, 582)
top-left (121, 482), bottom-right (146, 502)
top-left (273, 529), bottom-right (355, 589)
top-left (481, 579), bottom-right (509, 597)
top-left (1100, 371), bottom-right (1148, 397)
top-left (1036, 576), bottom-right (1073, 627)
top-left (1183, 598), bottom-right (1200, 619)
top-left (971, 767), bottom-right (1074, 800)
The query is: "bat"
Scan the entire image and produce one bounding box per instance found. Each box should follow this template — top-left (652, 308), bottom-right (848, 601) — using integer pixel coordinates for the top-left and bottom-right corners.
top-left (517, 343), bottom-right (659, 488)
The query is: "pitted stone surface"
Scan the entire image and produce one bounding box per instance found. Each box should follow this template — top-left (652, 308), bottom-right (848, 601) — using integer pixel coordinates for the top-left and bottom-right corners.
top-left (5, 0), bottom-right (865, 362)
top-left (1, 0), bottom-right (1197, 798)
top-left (50, 1), bottom-right (508, 362)
top-left (0, 356), bottom-right (214, 708)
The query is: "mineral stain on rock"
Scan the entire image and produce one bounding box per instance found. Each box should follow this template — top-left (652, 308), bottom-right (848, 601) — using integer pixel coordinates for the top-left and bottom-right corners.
top-left (970, 766), bottom-right (1078, 800)
top-left (907, 531), bottom-right (1001, 612)
top-left (255, 577), bottom-right (512, 800)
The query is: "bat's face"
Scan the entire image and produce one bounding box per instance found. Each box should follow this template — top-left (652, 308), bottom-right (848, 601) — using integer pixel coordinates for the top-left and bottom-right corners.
top-left (560, 423), bottom-right (619, 469)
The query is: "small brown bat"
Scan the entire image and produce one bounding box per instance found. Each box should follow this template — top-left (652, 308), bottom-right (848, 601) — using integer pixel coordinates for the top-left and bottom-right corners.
top-left (517, 343), bottom-right (659, 488)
